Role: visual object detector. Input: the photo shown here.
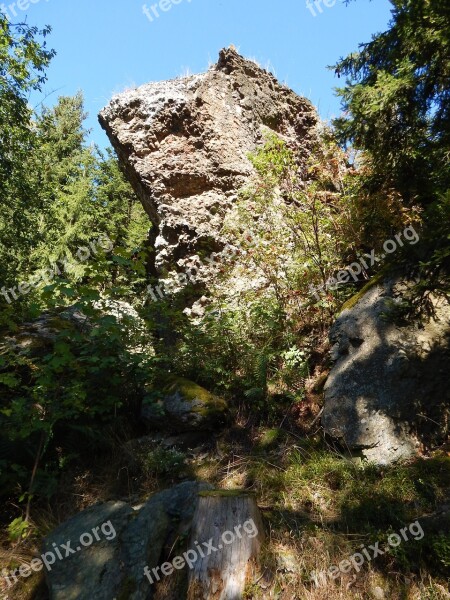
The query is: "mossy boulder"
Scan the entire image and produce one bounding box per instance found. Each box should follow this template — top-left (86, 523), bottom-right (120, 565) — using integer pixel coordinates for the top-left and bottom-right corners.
top-left (142, 376), bottom-right (229, 433)
top-left (0, 308), bottom-right (88, 357)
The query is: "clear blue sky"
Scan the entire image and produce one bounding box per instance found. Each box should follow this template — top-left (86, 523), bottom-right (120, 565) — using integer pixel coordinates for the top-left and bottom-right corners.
top-left (21, 0), bottom-right (393, 147)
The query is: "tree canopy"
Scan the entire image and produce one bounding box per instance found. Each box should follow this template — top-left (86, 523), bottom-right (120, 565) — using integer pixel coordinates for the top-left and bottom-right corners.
top-left (334, 0), bottom-right (450, 204)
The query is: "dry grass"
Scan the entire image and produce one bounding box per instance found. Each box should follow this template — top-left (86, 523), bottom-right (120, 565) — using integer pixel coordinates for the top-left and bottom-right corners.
top-left (192, 426), bottom-right (450, 600)
top-left (1, 412), bottom-right (448, 600)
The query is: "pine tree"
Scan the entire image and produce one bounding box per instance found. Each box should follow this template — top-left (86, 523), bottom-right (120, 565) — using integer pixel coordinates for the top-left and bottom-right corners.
top-left (334, 0), bottom-right (450, 205)
top-left (0, 14), bottom-right (55, 288)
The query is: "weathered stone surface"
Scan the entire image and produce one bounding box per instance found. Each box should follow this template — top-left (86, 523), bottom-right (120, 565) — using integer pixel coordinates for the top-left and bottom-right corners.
top-left (44, 481), bottom-right (212, 600)
top-left (43, 501), bottom-right (134, 600)
top-left (99, 48), bottom-right (318, 293)
top-left (0, 308), bottom-right (88, 356)
top-left (142, 376), bottom-right (229, 432)
top-left (323, 276), bottom-right (450, 465)
top-left (0, 301), bottom-right (142, 357)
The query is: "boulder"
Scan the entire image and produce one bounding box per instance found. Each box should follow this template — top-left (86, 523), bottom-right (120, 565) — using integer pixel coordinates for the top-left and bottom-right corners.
top-left (43, 501), bottom-right (134, 600)
top-left (322, 276), bottom-right (450, 465)
top-left (119, 481), bottom-right (211, 600)
top-left (43, 481), bottom-right (212, 600)
top-left (0, 300), bottom-right (142, 357)
top-left (142, 376), bottom-right (229, 433)
top-left (0, 308), bottom-right (88, 357)
top-left (99, 47), bottom-right (319, 297)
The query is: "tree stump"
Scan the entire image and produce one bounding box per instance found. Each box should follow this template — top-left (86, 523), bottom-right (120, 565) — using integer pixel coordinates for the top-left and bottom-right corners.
top-left (187, 490), bottom-right (264, 600)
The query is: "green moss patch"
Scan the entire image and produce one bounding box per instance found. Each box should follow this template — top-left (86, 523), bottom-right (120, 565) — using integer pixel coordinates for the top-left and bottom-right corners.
top-left (199, 489), bottom-right (256, 498)
top-left (339, 271), bottom-right (385, 314)
top-left (164, 376), bottom-right (228, 416)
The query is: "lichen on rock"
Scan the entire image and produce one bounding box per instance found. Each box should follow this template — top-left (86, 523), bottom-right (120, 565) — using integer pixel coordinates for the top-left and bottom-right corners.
top-left (142, 376), bottom-right (229, 432)
top-left (99, 47), bottom-right (319, 300)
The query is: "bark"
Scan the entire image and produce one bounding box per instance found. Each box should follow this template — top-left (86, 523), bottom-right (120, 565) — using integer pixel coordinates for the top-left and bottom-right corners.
top-left (187, 490), bottom-right (264, 600)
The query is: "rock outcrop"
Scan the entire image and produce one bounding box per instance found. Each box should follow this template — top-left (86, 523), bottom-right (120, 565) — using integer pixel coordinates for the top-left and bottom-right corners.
top-left (99, 47), bottom-right (318, 294)
top-left (323, 276), bottom-right (450, 465)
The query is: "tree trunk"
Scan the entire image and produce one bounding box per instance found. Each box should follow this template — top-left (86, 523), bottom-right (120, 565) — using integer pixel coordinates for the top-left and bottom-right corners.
top-left (187, 490), bottom-right (264, 600)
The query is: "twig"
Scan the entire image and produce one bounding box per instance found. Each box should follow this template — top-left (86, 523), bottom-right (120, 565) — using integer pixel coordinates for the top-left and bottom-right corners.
top-left (309, 407), bottom-right (324, 430)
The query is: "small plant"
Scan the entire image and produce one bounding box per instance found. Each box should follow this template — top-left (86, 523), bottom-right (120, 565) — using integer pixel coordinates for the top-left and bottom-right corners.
top-left (431, 533), bottom-right (450, 569)
top-left (140, 447), bottom-right (186, 476)
top-left (7, 516), bottom-right (30, 542)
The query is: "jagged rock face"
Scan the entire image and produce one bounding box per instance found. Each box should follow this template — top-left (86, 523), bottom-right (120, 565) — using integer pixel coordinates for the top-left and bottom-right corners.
top-left (99, 48), bottom-right (318, 285)
top-left (323, 277), bottom-right (450, 465)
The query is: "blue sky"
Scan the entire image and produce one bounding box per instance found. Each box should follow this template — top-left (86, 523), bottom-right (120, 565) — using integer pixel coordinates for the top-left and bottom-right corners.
top-left (20, 0), bottom-right (393, 147)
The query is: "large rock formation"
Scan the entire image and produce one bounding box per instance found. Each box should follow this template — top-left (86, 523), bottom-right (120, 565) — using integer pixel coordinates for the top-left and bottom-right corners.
top-left (99, 47), bottom-right (318, 292)
top-left (323, 276), bottom-right (450, 465)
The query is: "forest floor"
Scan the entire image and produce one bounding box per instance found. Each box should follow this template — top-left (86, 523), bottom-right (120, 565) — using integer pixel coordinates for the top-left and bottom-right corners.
top-left (1, 395), bottom-right (449, 600)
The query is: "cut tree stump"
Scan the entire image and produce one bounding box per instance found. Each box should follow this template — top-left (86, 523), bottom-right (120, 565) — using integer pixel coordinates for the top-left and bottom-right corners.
top-left (187, 490), bottom-right (264, 600)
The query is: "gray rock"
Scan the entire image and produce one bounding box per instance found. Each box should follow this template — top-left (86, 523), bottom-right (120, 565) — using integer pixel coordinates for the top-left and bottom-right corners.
top-left (99, 47), bottom-right (319, 298)
top-left (142, 376), bottom-right (229, 432)
top-left (120, 500), bottom-right (169, 600)
top-left (419, 502), bottom-right (450, 536)
top-left (43, 501), bottom-right (134, 600)
top-left (1, 309), bottom-right (89, 356)
top-left (44, 481), bottom-right (213, 600)
top-left (323, 276), bottom-right (450, 464)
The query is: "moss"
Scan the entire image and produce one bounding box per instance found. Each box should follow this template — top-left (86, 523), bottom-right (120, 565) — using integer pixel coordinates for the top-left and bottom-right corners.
top-left (339, 271), bottom-right (385, 314)
top-left (117, 576), bottom-right (137, 600)
top-left (198, 489), bottom-right (256, 498)
top-left (258, 428), bottom-right (282, 449)
top-left (311, 372), bottom-right (328, 393)
top-left (165, 376), bottom-right (214, 402)
top-left (164, 376), bottom-right (228, 416)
